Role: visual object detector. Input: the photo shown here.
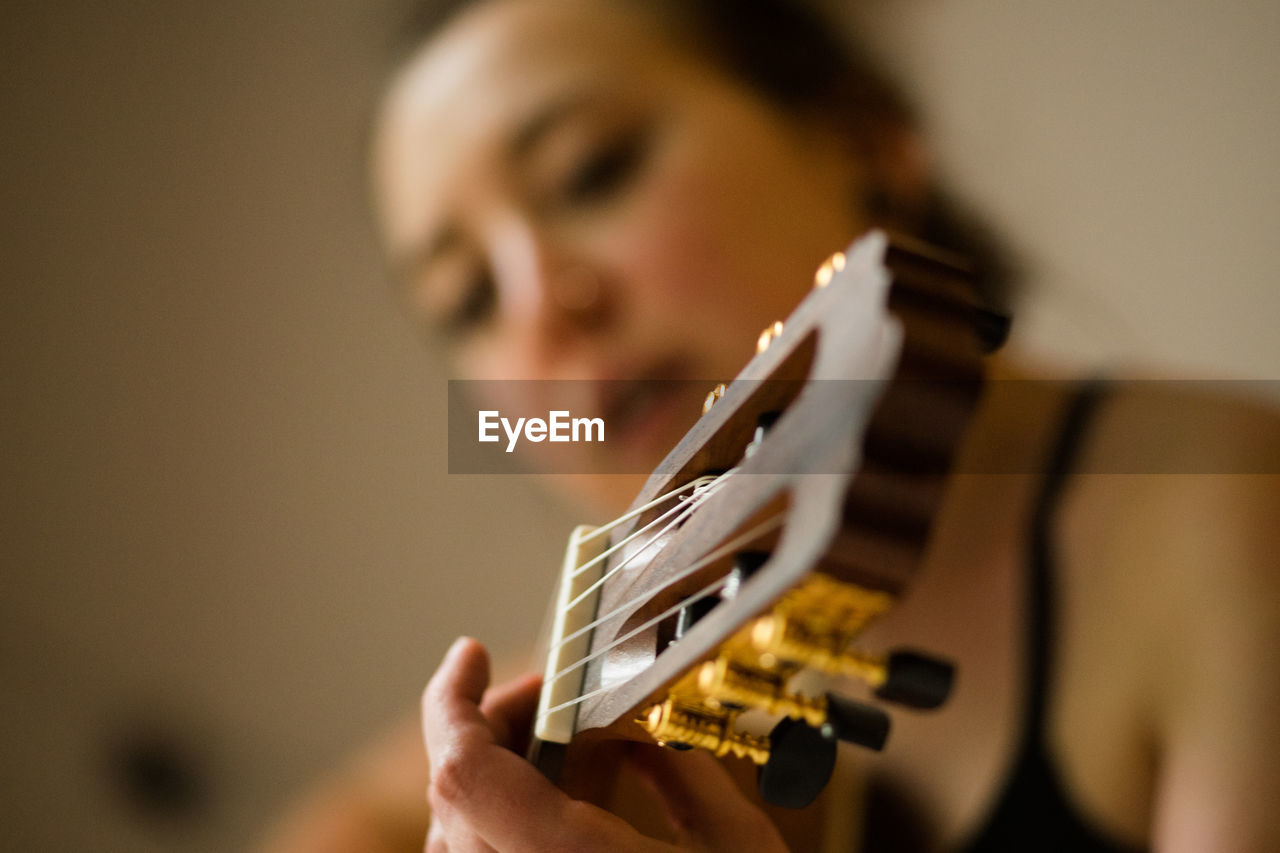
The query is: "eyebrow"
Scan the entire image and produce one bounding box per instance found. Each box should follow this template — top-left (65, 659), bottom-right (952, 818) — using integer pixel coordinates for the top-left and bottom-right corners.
top-left (508, 87), bottom-right (601, 159)
top-left (396, 88), bottom-right (604, 283)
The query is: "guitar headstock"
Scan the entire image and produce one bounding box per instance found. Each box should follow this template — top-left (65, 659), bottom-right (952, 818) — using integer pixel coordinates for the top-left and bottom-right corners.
top-left (533, 230), bottom-right (1001, 806)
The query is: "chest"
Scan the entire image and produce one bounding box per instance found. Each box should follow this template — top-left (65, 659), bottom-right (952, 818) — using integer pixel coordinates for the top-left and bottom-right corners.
top-left (848, 474), bottom-right (1152, 850)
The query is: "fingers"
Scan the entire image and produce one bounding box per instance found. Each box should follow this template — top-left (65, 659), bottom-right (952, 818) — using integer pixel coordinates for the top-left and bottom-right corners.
top-left (421, 638), bottom-right (501, 853)
top-left (425, 810), bottom-right (492, 853)
top-left (422, 637), bottom-right (492, 748)
top-left (423, 638), bottom-right (644, 852)
top-left (478, 672), bottom-right (542, 752)
top-left (628, 745), bottom-right (788, 852)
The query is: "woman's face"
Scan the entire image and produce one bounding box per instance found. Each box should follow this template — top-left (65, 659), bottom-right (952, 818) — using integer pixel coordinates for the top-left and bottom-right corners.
top-left (375, 0), bottom-right (871, 491)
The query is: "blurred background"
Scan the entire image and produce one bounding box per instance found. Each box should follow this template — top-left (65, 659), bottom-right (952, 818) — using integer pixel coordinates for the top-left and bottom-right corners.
top-left (2, 1), bottom-right (1276, 850)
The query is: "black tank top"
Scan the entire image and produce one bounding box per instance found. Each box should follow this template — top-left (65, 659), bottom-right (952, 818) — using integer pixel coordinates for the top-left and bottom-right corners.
top-left (863, 383), bottom-right (1149, 852)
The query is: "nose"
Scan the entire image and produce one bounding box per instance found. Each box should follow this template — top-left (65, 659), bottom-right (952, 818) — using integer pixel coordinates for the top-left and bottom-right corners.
top-left (487, 220), bottom-right (613, 376)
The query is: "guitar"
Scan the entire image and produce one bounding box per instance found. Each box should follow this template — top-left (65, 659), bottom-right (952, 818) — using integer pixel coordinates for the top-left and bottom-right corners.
top-left (528, 229), bottom-right (1006, 809)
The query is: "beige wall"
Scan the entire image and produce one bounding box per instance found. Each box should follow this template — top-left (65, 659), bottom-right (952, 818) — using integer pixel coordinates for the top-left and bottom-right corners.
top-left (847, 0), bottom-right (1280, 377)
top-left (2, 2), bottom-right (1276, 849)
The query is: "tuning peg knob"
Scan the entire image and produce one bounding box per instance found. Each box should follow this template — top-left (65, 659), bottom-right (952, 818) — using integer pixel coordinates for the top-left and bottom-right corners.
top-left (975, 306), bottom-right (1011, 352)
top-left (822, 692), bottom-right (891, 750)
top-left (758, 716), bottom-right (836, 808)
top-left (873, 650), bottom-right (955, 710)
top-left (757, 692), bottom-right (889, 808)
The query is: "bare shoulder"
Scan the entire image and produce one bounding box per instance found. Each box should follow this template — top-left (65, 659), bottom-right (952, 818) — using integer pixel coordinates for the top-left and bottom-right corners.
top-left (1073, 380), bottom-right (1280, 566)
top-left (1085, 379), bottom-right (1280, 474)
top-left (1059, 380), bottom-right (1280, 849)
top-left (1063, 379), bottom-right (1280, 624)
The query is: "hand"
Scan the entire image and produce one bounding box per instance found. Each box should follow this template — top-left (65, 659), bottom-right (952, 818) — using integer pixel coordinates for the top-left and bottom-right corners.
top-left (421, 637), bottom-right (790, 852)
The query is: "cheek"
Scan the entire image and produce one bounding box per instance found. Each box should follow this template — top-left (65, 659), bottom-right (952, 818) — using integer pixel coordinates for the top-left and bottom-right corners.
top-left (453, 337), bottom-right (524, 383)
top-left (602, 139), bottom-right (835, 363)
top-left (606, 151), bottom-right (769, 304)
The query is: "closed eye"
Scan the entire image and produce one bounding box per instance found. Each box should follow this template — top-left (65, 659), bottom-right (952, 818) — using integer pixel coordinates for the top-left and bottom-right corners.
top-left (558, 126), bottom-right (649, 208)
top-left (427, 266), bottom-right (496, 335)
top-left (443, 270), bottom-right (497, 334)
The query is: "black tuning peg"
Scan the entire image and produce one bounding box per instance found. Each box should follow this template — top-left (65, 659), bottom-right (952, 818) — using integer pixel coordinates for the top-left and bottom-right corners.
top-left (758, 694), bottom-right (891, 808)
top-left (873, 650), bottom-right (955, 710)
top-left (822, 693), bottom-right (891, 750)
top-left (975, 306), bottom-right (1011, 353)
top-left (758, 715), bottom-right (837, 809)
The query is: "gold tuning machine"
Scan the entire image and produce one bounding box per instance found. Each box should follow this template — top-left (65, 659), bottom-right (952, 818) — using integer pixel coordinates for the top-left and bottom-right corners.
top-left (688, 651), bottom-right (898, 744)
top-left (744, 573), bottom-right (894, 675)
top-left (638, 696), bottom-right (770, 765)
top-left (696, 656), bottom-right (826, 727)
top-left (638, 650), bottom-right (892, 810)
top-left (745, 577), bottom-right (954, 710)
top-left (637, 572), bottom-right (952, 809)
top-left (749, 613), bottom-right (888, 687)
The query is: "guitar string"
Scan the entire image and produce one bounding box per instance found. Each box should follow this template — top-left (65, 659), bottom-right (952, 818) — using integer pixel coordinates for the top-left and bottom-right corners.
top-left (536, 472), bottom-right (737, 715)
top-left (538, 576), bottom-right (727, 718)
top-left (555, 466), bottom-right (737, 645)
top-left (570, 475), bottom-right (717, 580)
top-left (531, 478), bottom-right (719, 679)
top-left (567, 473), bottom-right (726, 583)
top-left (562, 494), bottom-right (707, 617)
top-left (537, 511), bottom-right (786, 711)
top-left (537, 513), bottom-right (784, 719)
top-left (552, 482), bottom-right (716, 653)
top-left (560, 470), bottom-right (738, 615)
top-left (574, 475), bottom-right (720, 548)
top-left (549, 482), bottom-right (771, 675)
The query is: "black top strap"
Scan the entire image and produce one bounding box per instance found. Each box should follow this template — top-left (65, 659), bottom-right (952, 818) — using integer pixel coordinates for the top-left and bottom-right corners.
top-left (1023, 380), bottom-right (1107, 743)
top-left (872, 380), bottom-right (1146, 853)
